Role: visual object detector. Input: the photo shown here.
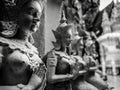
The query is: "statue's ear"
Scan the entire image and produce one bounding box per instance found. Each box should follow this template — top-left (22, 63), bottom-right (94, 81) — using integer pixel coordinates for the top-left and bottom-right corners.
top-left (52, 30), bottom-right (61, 39)
top-left (52, 41), bottom-right (61, 50)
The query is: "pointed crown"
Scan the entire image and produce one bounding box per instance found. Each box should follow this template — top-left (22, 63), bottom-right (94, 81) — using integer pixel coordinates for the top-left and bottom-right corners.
top-left (52, 10), bottom-right (73, 41)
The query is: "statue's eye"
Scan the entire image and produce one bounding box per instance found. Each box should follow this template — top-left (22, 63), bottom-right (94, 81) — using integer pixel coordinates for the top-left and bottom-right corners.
top-left (25, 7), bottom-right (41, 18)
top-left (27, 8), bottom-right (35, 15)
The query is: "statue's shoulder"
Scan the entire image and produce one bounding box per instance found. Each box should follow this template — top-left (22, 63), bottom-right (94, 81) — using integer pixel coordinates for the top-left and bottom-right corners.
top-left (0, 36), bottom-right (10, 46)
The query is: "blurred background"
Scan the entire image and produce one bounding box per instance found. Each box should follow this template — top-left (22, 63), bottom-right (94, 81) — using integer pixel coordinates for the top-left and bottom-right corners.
top-left (45, 0), bottom-right (113, 53)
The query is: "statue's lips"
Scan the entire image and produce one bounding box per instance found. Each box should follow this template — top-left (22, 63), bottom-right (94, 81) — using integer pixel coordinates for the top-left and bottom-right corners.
top-left (31, 23), bottom-right (38, 27)
top-left (30, 23), bottom-right (39, 32)
top-left (31, 23), bottom-right (39, 28)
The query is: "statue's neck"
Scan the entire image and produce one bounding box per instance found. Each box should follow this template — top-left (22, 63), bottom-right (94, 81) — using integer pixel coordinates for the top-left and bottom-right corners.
top-left (13, 29), bottom-right (31, 42)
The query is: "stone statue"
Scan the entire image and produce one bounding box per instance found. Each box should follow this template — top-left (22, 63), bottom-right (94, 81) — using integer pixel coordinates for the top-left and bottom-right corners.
top-left (0, 0), bottom-right (46, 90)
top-left (44, 20), bottom-right (78, 90)
top-left (83, 36), bottom-right (109, 90)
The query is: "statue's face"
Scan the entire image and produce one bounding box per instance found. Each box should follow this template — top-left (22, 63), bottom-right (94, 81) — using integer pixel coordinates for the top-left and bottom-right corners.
top-left (18, 1), bottom-right (42, 32)
top-left (77, 39), bottom-right (84, 51)
top-left (61, 28), bottom-right (73, 47)
top-left (85, 37), bottom-right (92, 47)
top-left (91, 43), bottom-right (96, 52)
top-left (85, 37), bottom-right (96, 53)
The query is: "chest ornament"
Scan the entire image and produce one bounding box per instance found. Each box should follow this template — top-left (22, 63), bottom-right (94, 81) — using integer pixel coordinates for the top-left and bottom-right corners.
top-left (0, 36), bottom-right (42, 71)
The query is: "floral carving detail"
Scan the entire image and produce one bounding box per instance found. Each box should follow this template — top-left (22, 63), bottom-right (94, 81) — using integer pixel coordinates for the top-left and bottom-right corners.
top-left (3, 0), bottom-right (17, 6)
top-left (1, 21), bottom-right (17, 30)
top-left (0, 21), bottom-right (17, 37)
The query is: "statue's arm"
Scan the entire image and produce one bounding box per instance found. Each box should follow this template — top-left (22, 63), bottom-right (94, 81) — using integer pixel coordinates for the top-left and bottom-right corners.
top-left (47, 52), bottom-right (73, 84)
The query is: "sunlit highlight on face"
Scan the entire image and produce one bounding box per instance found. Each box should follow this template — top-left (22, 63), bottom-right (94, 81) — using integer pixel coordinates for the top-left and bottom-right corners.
top-left (18, 1), bottom-right (42, 33)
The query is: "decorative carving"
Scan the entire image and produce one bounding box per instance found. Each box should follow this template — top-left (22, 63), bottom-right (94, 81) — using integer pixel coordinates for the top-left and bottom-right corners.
top-left (3, 0), bottom-right (17, 6)
top-left (0, 21), bottom-right (17, 37)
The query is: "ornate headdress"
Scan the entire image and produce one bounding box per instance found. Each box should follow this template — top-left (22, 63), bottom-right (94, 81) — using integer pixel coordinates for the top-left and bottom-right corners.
top-left (52, 10), bottom-right (73, 40)
top-left (0, 0), bottom-right (46, 38)
top-left (52, 11), bottom-right (74, 50)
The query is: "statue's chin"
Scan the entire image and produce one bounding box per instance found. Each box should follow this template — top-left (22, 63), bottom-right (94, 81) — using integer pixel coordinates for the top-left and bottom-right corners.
top-left (30, 28), bottom-right (38, 33)
top-left (30, 25), bottom-right (39, 32)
